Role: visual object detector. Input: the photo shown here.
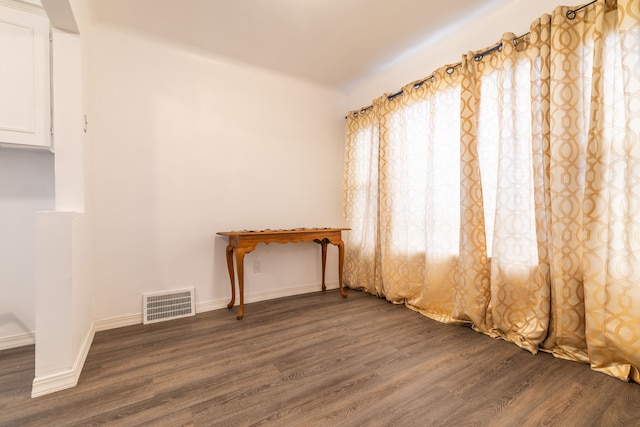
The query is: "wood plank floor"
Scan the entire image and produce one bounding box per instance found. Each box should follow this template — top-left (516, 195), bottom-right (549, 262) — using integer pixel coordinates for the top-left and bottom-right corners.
top-left (2, 289), bottom-right (639, 426)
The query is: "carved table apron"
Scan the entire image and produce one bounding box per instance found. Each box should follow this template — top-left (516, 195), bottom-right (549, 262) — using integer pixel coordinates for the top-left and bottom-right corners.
top-left (217, 228), bottom-right (350, 319)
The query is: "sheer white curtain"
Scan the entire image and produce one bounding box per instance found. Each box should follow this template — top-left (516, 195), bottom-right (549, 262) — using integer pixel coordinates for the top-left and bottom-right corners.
top-left (343, 107), bottom-right (381, 296)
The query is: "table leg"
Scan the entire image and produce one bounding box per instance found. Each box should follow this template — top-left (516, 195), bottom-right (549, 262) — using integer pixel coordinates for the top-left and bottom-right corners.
top-left (225, 244), bottom-right (235, 309)
top-left (235, 248), bottom-right (247, 320)
top-left (320, 240), bottom-right (328, 291)
top-left (337, 240), bottom-right (347, 298)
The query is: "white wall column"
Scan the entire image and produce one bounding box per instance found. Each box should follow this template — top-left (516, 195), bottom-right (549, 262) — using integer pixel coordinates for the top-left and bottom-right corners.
top-left (32, 12), bottom-right (92, 396)
top-left (32, 212), bottom-right (92, 397)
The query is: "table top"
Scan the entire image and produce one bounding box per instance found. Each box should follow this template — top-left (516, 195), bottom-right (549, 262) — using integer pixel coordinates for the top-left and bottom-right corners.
top-left (217, 227), bottom-right (350, 237)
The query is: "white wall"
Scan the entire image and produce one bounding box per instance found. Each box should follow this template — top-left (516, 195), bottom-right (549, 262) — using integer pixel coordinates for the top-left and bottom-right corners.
top-left (346, 0), bottom-right (565, 110)
top-left (84, 24), bottom-right (347, 322)
top-left (0, 148), bottom-right (54, 350)
top-left (52, 28), bottom-right (84, 212)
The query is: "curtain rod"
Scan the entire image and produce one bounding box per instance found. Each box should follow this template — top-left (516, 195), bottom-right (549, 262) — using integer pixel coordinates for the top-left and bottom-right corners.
top-left (346, 0), bottom-right (598, 119)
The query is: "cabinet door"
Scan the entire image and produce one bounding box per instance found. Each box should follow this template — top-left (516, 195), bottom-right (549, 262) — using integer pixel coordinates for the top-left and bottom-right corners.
top-left (0, 2), bottom-right (50, 149)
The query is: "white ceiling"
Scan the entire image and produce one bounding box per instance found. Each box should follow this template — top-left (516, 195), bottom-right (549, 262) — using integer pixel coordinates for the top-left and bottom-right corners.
top-left (87, 0), bottom-right (514, 90)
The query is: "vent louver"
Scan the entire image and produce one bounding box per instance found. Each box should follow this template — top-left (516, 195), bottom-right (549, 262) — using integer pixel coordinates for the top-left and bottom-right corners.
top-left (143, 288), bottom-right (195, 324)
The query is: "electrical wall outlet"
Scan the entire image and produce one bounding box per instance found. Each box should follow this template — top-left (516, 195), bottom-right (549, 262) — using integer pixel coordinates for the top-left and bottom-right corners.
top-left (253, 261), bottom-right (261, 273)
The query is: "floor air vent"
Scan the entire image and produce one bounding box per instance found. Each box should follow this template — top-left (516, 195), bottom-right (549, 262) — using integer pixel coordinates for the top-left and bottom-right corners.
top-left (143, 288), bottom-right (195, 324)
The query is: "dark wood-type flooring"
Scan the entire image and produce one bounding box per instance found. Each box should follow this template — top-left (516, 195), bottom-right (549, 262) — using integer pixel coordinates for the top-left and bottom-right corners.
top-left (2, 289), bottom-right (640, 426)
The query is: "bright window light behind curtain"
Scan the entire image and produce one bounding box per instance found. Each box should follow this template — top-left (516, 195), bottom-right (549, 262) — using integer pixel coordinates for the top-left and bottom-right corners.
top-left (476, 53), bottom-right (536, 260)
top-left (386, 86), bottom-right (460, 256)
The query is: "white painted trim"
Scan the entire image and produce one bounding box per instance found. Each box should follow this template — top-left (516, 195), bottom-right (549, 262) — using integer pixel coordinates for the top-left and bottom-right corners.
top-left (31, 322), bottom-right (95, 398)
top-left (0, 331), bottom-right (35, 350)
top-left (0, 0), bottom-right (46, 15)
top-left (195, 297), bottom-right (231, 313)
top-left (197, 281), bottom-right (339, 313)
top-left (93, 313), bottom-right (141, 332)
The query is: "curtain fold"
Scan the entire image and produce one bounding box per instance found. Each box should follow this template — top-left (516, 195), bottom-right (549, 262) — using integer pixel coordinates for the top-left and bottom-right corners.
top-left (456, 54), bottom-right (493, 332)
top-left (537, 2), bottom-right (594, 365)
top-left (581, 0), bottom-right (640, 382)
top-left (343, 106), bottom-right (382, 297)
top-left (343, 0), bottom-right (640, 382)
top-left (478, 32), bottom-right (551, 353)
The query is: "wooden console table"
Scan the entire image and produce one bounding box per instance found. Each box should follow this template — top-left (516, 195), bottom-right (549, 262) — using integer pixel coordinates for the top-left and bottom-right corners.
top-left (217, 228), bottom-right (350, 319)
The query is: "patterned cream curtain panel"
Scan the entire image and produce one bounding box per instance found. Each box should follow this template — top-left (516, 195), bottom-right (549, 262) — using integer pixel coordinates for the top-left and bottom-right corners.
top-left (469, 31), bottom-right (550, 353)
top-left (343, 107), bottom-right (382, 297)
top-left (343, 0), bottom-right (640, 382)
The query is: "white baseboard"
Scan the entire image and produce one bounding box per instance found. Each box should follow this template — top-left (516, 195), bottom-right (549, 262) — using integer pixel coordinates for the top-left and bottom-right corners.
top-left (94, 313), bottom-right (142, 332)
top-left (31, 323), bottom-right (95, 398)
top-left (197, 281), bottom-right (339, 313)
top-left (0, 331), bottom-right (35, 351)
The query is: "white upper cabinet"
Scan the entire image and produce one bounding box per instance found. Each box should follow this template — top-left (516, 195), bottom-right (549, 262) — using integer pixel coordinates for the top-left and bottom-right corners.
top-left (0, 1), bottom-right (50, 149)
